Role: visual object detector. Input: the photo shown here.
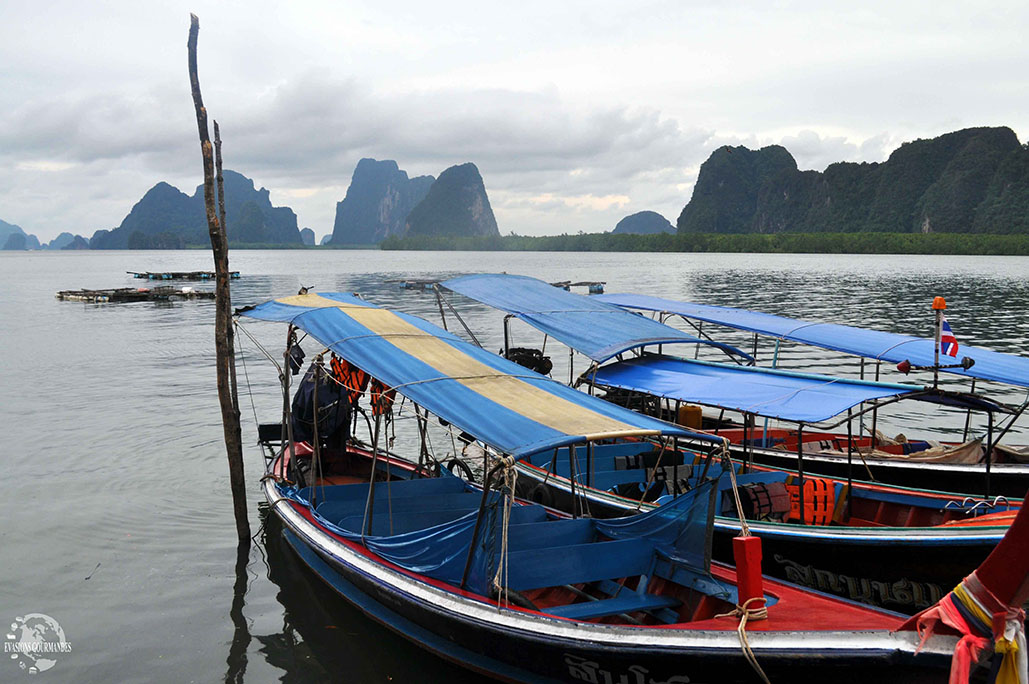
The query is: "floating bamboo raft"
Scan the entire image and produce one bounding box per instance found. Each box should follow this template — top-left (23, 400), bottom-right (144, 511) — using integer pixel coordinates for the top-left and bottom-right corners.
top-left (127, 270), bottom-right (240, 280)
top-left (56, 287), bottom-right (216, 303)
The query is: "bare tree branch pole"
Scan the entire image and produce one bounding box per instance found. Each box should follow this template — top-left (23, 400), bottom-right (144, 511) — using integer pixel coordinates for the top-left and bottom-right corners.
top-left (214, 120), bottom-right (240, 419)
top-left (188, 13), bottom-right (250, 544)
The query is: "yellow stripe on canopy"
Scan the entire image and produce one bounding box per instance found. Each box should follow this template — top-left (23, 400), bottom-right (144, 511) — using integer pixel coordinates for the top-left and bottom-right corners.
top-left (274, 293), bottom-right (650, 442)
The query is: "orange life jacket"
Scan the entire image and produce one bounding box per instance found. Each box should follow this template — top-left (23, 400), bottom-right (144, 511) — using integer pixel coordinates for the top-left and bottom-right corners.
top-left (369, 378), bottom-right (396, 416)
top-left (786, 477), bottom-right (836, 525)
top-left (330, 354), bottom-right (368, 404)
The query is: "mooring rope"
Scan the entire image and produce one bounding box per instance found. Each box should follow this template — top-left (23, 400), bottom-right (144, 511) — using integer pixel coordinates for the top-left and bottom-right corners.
top-left (716, 596), bottom-right (771, 684)
top-left (234, 326), bottom-right (262, 430)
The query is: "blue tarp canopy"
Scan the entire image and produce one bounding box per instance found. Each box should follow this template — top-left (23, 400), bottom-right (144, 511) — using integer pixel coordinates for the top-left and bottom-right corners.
top-left (239, 292), bottom-right (708, 458)
top-left (442, 274), bottom-right (748, 364)
top-left (597, 293), bottom-right (1029, 389)
top-left (590, 356), bottom-right (938, 423)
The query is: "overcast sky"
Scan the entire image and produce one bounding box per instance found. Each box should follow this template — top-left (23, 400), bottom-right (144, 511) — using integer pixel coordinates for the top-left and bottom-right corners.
top-left (2, 1), bottom-right (1027, 242)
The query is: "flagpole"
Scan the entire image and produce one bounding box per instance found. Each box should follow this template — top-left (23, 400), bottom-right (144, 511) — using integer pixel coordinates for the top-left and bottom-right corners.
top-left (932, 296), bottom-right (946, 389)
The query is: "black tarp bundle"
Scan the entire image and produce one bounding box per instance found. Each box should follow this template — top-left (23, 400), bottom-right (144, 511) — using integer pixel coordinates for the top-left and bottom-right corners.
top-left (291, 362), bottom-right (351, 446)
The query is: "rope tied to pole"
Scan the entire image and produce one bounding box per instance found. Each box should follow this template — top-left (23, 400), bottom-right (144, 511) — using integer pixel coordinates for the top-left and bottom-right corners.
top-left (491, 455), bottom-right (518, 609)
top-left (715, 596), bottom-right (771, 684)
top-left (719, 437), bottom-right (751, 538)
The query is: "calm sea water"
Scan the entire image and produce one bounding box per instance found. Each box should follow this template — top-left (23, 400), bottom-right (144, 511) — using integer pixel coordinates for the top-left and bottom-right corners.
top-left (1, 250), bottom-right (1027, 683)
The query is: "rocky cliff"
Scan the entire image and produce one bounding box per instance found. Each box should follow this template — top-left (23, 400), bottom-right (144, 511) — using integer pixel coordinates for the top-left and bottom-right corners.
top-left (90, 170), bottom-right (303, 248)
top-left (405, 163), bottom-right (499, 238)
top-left (328, 159), bottom-right (434, 245)
top-left (1, 219), bottom-right (41, 250)
top-left (677, 127), bottom-right (1029, 234)
top-left (612, 211), bottom-right (674, 234)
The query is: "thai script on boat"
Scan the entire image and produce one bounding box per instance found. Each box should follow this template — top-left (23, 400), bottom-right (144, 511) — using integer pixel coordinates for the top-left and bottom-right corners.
top-left (564, 654), bottom-right (691, 684)
top-left (772, 554), bottom-right (944, 608)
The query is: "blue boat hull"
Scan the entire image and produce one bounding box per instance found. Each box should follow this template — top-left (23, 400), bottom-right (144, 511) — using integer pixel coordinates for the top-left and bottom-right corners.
top-left (274, 508), bottom-right (954, 683)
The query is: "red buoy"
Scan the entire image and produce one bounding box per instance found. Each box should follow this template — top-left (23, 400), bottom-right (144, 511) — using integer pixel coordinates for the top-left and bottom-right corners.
top-left (733, 535), bottom-right (764, 605)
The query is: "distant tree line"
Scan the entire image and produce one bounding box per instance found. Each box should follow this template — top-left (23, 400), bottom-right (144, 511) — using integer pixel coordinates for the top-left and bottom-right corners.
top-left (380, 232), bottom-right (1029, 254)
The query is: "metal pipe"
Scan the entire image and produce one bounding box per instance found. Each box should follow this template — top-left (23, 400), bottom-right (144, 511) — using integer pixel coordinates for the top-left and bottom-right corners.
top-left (797, 424), bottom-right (805, 526)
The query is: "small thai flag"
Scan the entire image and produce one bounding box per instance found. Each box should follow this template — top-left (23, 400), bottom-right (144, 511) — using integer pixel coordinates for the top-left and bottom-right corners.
top-left (940, 315), bottom-right (959, 357)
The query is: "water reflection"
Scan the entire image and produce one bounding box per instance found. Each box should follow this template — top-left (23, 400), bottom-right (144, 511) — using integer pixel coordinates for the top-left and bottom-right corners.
top-left (226, 540), bottom-right (252, 683)
top-left (252, 506), bottom-right (489, 683)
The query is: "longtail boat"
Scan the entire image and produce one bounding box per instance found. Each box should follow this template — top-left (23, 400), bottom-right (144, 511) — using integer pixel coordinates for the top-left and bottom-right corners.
top-left (438, 274), bottom-right (1024, 610)
top-left (236, 291), bottom-right (1025, 683)
top-left (596, 291), bottom-right (1029, 496)
top-left (442, 274), bottom-right (1029, 498)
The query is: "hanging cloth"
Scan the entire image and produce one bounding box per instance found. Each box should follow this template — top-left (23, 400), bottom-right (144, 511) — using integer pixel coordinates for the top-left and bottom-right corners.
top-left (911, 570), bottom-right (1026, 684)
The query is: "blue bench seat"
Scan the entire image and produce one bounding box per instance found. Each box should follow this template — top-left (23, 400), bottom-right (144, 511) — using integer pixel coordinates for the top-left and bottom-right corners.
top-left (507, 537), bottom-right (657, 592)
top-left (546, 592), bottom-right (681, 620)
top-left (301, 476), bottom-right (466, 504)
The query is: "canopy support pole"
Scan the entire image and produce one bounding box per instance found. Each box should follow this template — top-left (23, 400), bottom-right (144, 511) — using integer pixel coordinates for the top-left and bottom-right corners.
top-left (985, 411), bottom-right (994, 499)
top-left (569, 348), bottom-right (574, 385)
top-left (415, 404), bottom-right (429, 478)
top-left (963, 379), bottom-right (977, 442)
top-left (846, 409), bottom-right (853, 520)
top-left (361, 411), bottom-right (383, 540)
top-left (990, 400), bottom-right (1029, 453)
top-left (761, 339), bottom-right (782, 446)
top-left (568, 444), bottom-right (578, 518)
top-left (432, 285), bottom-right (483, 348)
top-left (311, 356), bottom-right (323, 509)
top-left (672, 436), bottom-right (680, 500)
top-left (586, 441), bottom-right (593, 490)
top-left (282, 333), bottom-right (300, 487)
top-left (742, 413), bottom-right (752, 474)
top-left (870, 361), bottom-right (881, 449)
top-left (503, 314), bottom-right (512, 356)
top-left (433, 286), bottom-right (449, 331)
top-left (460, 459), bottom-right (508, 590)
top-left (797, 424), bottom-right (805, 526)
top-left (859, 358), bottom-right (866, 437)
top-left (694, 322), bottom-right (702, 359)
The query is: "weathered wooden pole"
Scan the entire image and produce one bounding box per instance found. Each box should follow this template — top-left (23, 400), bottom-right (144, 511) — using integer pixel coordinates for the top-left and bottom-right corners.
top-left (188, 14), bottom-right (250, 543)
